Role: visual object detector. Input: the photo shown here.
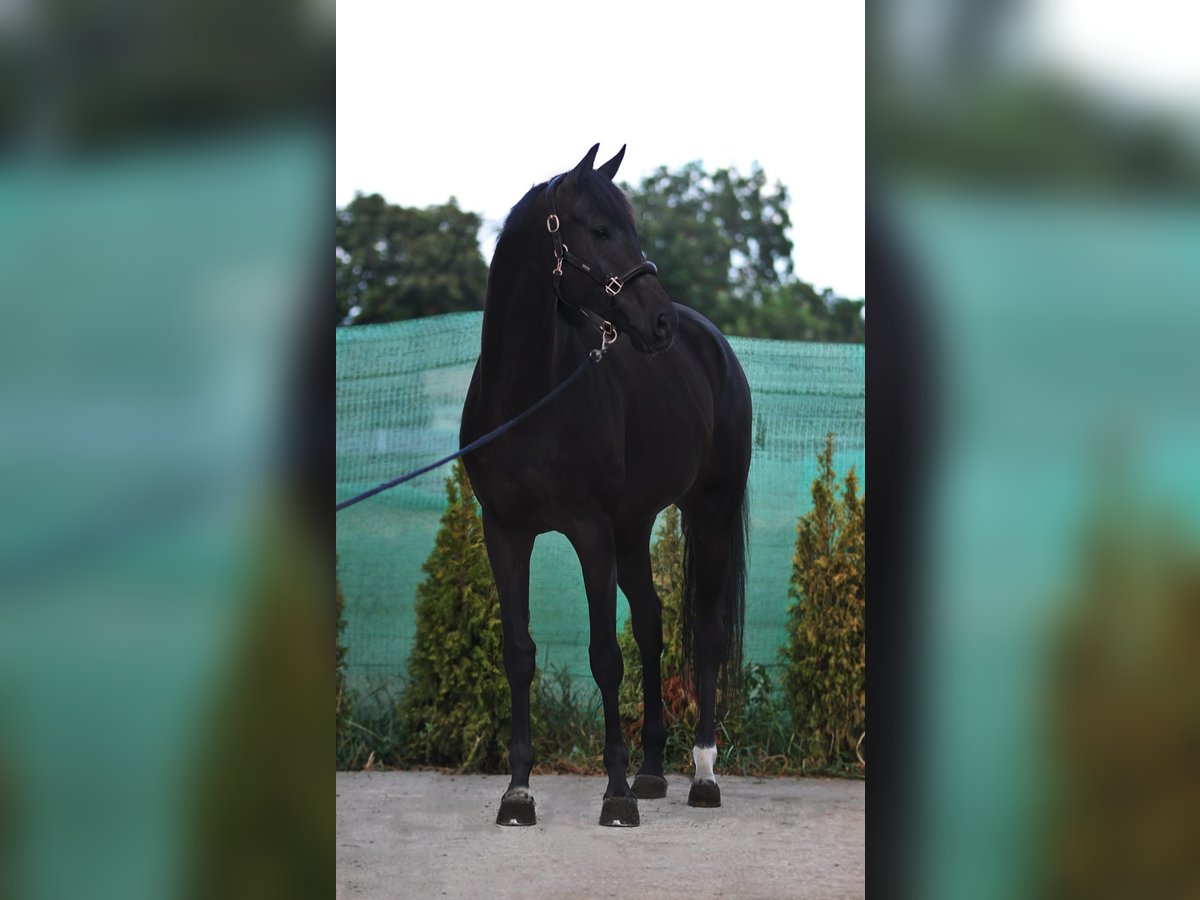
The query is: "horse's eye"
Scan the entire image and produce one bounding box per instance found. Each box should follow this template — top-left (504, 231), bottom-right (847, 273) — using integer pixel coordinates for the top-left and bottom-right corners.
top-left (591, 226), bottom-right (610, 240)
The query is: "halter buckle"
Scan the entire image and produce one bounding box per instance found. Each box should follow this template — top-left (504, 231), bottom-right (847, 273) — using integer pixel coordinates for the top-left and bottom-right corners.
top-left (546, 214), bottom-right (560, 233)
top-left (605, 276), bottom-right (623, 297)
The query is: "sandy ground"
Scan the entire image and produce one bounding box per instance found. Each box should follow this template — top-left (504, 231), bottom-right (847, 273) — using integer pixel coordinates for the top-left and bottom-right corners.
top-left (336, 770), bottom-right (864, 899)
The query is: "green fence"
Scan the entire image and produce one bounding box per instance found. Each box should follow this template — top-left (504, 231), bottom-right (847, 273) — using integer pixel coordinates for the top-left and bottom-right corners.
top-left (336, 312), bottom-right (864, 706)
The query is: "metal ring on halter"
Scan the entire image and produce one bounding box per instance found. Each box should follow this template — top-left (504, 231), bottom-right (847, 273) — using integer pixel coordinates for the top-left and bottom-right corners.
top-left (546, 214), bottom-right (560, 233)
top-left (601, 321), bottom-right (618, 352)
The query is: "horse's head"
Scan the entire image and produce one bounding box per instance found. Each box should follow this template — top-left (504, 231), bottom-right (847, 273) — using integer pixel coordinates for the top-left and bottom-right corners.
top-left (545, 144), bottom-right (677, 354)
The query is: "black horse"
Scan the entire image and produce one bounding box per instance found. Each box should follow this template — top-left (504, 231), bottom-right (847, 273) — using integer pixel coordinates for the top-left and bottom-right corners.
top-left (461, 145), bottom-right (751, 827)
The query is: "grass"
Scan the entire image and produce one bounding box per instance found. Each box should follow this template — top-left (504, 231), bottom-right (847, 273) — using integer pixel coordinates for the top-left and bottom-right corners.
top-left (337, 665), bottom-right (864, 779)
top-left (335, 683), bottom-right (405, 771)
top-left (532, 668), bottom-right (606, 774)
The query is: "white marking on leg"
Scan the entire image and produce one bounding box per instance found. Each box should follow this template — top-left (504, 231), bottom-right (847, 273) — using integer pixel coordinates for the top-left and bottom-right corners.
top-left (692, 745), bottom-right (718, 783)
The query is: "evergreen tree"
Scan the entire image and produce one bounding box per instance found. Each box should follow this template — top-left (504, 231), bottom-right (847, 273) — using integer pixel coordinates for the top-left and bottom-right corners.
top-left (399, 461), bottom-right (511, 770)
top-left (782, 433), bottom-right (866, 769)
top-left (1041, 476), bottom-right (1200, 898)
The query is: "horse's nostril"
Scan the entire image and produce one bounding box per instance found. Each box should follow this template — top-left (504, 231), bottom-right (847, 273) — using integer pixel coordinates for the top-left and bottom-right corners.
top-left (655, 312), bottom-right (671, 338)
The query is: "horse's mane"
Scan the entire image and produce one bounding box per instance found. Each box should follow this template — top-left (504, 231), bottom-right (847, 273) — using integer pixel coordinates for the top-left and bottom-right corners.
top-left (501, 170), bottom-right (636, 237)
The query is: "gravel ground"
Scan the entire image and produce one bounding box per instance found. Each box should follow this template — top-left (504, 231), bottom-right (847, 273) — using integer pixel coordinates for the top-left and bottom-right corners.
top-left (336, 770), bottom-right (864, 899)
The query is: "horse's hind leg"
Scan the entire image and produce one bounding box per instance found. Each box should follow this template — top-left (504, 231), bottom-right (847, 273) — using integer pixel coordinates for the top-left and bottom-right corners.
top-left (568, 519), bottom-right (639, 826)
top-left (481, 510), bottom-right (538, 826)
top-left (616, 521), bottom-right (668, 799)
top-left (686, 533), bottom-right (729, 808)
top-left (680, 486), bottom-right (748, 810)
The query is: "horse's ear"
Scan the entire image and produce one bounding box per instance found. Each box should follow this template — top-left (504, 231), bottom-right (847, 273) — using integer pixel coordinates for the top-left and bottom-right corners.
top-left (569, 144), bottom-right (601, 182)
top-left (597, 145), bottom-right (626, 180)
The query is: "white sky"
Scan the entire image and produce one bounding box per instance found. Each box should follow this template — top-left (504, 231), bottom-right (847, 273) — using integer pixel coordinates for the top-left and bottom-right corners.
top-left (337, 2), bottom-right (1198, 306)
top-left (336, 1), bottom-right (866, 300)
top-left (1032, 0), bottom-right (1200, 108)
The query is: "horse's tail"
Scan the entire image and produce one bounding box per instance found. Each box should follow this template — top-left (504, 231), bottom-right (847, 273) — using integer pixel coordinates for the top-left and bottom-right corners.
top-left (681, 486), bottom-right (749, 708)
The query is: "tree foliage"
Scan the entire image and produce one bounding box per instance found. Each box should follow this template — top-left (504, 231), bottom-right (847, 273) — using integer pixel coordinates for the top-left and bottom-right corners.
top-left (334, 162), bottom-right (864, 340)
top-left (336, 192), bottom-right (488, 325)
top-left (624, 162), bottom-right (864, 342)
top-left (398, 461), bottom-right (511, 771)
top-left (627, 162), bottom-right (793, 314)
top-left (782, 433), bottom-right (866, 769)
top-left (872, 73), bottom-right (1200, 195)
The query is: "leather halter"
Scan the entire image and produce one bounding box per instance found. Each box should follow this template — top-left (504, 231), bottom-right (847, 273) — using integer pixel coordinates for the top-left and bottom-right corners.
top-left (544, 174), bottom-right (659, 347)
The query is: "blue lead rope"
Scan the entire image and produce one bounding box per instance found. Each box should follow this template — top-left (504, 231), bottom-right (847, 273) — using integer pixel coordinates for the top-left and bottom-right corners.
top-left (336, 347), bottom-right (606, 512)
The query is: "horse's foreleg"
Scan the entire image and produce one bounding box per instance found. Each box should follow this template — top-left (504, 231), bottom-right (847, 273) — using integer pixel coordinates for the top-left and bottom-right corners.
top-left (482, 511), bottom-right (537, 826)
top-left (616, 522), bottom-right (668, 799)
top-left (570, 520), bottom-right (639, 826)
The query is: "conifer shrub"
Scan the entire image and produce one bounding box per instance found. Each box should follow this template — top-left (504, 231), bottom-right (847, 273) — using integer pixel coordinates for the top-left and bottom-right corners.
top-left (398, 461), bottom-right (512, 771)
top-left (1041, 497), bottom-right (1200, 898)
top-left (782, 433), bottom-right (866, 770)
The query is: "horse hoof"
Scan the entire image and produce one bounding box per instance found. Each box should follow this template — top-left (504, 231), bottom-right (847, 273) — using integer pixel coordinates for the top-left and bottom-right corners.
top-left (496, 789), bottom-right (536, 826)
top-left (687, 779), bottom-right (721, 808)
top-left (631, 774), bottom-right (668, 799)
top-left (599, 795), bottom-right (640, 827)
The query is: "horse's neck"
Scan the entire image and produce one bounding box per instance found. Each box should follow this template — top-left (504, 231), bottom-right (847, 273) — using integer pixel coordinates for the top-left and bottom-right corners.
top-left (478, 254), bottom-right (560, 410)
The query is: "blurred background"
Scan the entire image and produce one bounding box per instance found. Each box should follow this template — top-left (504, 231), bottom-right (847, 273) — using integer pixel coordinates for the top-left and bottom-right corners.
top-left (0, 1), bottom-right (331, 899)
top-left (3, 0), bottom-right (1198, 898)
top-left (869, 0), bottom-right (1200, 897)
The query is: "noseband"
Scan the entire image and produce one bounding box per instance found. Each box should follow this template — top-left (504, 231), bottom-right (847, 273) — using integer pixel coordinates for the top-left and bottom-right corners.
top-left (544, 174), bottom-right (659, 348)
